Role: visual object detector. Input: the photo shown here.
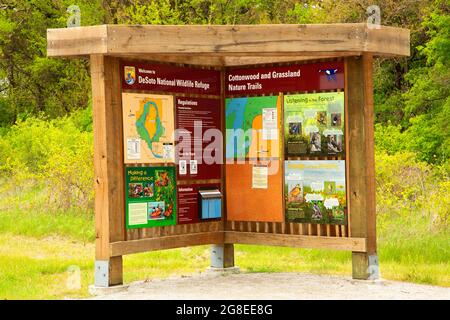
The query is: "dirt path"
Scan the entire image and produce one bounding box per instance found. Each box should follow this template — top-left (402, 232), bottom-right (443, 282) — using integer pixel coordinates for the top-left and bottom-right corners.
top-left (90, 271), bottom-right (450, 300)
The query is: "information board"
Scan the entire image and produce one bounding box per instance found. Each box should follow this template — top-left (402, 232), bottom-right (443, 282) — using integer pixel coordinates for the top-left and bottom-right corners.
top-left (125, 166), bottom-right (177, 229)
top-left (284, 92), bottom-right (345, 157)
top-left (175, 97), bottom-right (222, 180)
top-left (285, 160), bottom-right (347, 225)
top-left (119, 60), bottom-right (349, 229)
top-left (122, 93), bottom-right (175, 164)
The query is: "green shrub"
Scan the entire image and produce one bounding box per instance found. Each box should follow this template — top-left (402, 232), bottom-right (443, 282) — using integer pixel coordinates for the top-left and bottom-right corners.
top-left (0, 113), bottom-right (94, 211)
top-left (376, 151), bottom-right (449, 232)
top-left (374, 123), bottom-right (406, 154)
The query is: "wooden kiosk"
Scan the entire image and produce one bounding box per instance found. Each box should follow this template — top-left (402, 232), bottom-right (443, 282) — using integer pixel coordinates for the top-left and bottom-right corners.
top-left (47, 24), bottom-right (410, 287)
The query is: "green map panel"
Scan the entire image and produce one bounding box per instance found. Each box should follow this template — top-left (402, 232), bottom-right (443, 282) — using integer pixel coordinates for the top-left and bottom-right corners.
top-left (225, 96), bottom-right (278, 159)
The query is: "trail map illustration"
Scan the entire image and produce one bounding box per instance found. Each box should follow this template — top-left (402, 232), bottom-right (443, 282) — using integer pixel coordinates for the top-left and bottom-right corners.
top-left (225, 95), bottom-right (281, 159)
top-left (122, 93), bottom-right (175, 163)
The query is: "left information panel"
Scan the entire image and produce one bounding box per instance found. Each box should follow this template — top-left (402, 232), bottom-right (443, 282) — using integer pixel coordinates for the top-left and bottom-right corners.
top-left (121, 61), bottom-right (222, 229)
top-left (125, 166), bottom-right (177, 229)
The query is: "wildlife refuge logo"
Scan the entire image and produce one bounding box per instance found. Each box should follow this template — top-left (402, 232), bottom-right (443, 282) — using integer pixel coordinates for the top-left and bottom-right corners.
top-left (319, 68), bottom-right (338, 81)
top-left (124, 66), bottom-right (136, 85)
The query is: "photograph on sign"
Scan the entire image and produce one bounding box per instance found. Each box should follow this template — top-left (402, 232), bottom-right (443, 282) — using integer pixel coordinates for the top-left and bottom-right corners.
top-left (189, 160), bottom-right (198, 175)
top-left (125, 166), bottom-right (177, 229)
top-left (225, 95), bottom-right (281, 160)
top-left (122, 93), bottom-right (175, 164)
top-left (284, 160), bottom-right (347, 225)
top-left (284, 92), bottom-right (345, 157)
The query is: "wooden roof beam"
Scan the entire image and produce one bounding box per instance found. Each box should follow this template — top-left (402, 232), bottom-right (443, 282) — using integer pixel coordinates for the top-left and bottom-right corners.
top-left (47, 23), bottom-right (410, 62)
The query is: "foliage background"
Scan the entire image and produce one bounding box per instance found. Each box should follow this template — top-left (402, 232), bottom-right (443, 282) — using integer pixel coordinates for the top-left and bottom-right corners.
top-left (1, 0), bottom-right (448, 225)
top-left (0, 0), bottom-right (448, 297)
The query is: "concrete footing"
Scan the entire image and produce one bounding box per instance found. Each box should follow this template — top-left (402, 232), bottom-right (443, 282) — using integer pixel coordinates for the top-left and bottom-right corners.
top-left (88, 283), bottom-right (129, 296)
top-left (205, 266), bottom-right (241, 274)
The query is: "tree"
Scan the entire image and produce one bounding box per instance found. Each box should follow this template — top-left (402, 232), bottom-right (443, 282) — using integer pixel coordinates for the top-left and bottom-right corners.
top-left (0, 0), bottom-right (104, 125)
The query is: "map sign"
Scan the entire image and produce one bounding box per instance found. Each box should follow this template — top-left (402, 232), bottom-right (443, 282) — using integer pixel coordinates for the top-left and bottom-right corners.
top-left (125, 166), bottom-right (177, 229)
top-left (225, 95), bottom-right (281, 159)
top-left (285, 160), bottom-right (347, 225)
top-left (284, 92), bottom-right (345, 157)
top-left (122, 93), bottom-right (175, 164)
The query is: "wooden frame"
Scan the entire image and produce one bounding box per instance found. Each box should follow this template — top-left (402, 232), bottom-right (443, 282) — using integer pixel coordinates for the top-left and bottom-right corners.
top-left (47, 24), bottom-right (410, 286)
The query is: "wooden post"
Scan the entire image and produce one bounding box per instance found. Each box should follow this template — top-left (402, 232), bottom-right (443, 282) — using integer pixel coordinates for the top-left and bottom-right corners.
top-left (91, 55), bottom-right (125, 286)
top-left (346, 54), bottom-right (378, 280)
top-left (210, 68), bottom-right (236, 271)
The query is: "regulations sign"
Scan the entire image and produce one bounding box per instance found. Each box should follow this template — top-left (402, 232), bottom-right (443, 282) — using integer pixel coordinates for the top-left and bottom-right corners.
top-left (175, 97), bottom-right (222, 180)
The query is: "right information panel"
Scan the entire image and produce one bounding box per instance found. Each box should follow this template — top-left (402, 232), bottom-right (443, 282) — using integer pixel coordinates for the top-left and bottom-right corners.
top-left (284, 92), bottom-right (347, 225)
top-left (224, 63), bottom-right (347, 226)
top-left (284, 92), bottom-right (345, 157)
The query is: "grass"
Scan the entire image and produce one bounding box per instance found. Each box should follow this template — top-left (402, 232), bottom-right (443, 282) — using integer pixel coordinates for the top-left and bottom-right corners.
top-left (0, 233), bottom-right (94, 299)
top-left (0, 208), bottom-right (448, 299)
top-left (0, 210), bottom-right (95, 243)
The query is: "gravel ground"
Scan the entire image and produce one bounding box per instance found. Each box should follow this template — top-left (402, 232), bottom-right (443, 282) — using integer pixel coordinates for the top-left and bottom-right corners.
top-left (89, 271), bottom-right (450, 300)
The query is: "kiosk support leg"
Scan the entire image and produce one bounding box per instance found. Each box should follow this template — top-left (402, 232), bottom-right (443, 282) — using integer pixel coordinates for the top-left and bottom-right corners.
top-left (346, 54), bottom-right (379, 280)
top-left (210, 244), bottom-right (236, 269)
top-left (94, 257), bottom-right (123, 287)
top-left (91, 55), bottom-right (125, 287)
